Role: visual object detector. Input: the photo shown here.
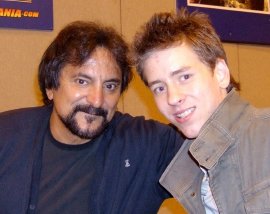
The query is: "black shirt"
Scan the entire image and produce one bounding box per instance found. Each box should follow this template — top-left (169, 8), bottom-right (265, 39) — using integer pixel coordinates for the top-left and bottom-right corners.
top-left (36, 129), bottom-right (105, 213)
top-left (0, 107), bottom-right (184, 214)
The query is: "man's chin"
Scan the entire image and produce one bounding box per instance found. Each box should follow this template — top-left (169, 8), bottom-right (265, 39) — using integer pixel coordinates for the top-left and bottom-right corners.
top-left (77, 120), bottom-right (108, 139)
top-left (83, 115), bottom-right (106, 127)
top-left (79, 126), bottom-right (106, 139)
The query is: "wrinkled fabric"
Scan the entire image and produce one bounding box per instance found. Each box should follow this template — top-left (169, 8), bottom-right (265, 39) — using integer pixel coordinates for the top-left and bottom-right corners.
top-left (0, 106), bottom-right (184, 214)
top-left (160, 90), bottom-right (270, 214)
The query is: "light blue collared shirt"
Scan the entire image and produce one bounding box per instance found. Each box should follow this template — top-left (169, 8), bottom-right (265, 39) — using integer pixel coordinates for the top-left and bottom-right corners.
top-left (201, 167), bottom-right (219, 214)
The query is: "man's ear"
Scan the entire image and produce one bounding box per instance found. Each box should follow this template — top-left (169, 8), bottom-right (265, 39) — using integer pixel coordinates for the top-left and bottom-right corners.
top-left (46, 89), bottom-right (54, 100)
top-left (214, 59), bottom-right (230, 89)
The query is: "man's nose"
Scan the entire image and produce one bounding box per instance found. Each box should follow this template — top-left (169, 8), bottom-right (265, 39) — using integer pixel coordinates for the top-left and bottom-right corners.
top-left (86, 86), bottom-right (104, 108)
top-left (167, 86), bottom-right (184, 106)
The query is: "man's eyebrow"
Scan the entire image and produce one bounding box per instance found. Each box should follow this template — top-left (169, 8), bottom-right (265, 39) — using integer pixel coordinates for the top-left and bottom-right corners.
top-left (170, 66), bottom-right (190, 77)
top-left (73, 73), bottom-right (121, 84)
top-left (148, 80), bottom-right (162, 88)
top-left (105, 78), bottom-right (121, 84)
top-left (73, 72), bottom-right (92, 80)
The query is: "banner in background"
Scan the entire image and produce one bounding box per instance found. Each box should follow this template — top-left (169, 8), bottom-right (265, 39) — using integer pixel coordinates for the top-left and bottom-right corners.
top-left (0, 0), bottom-right (53, 30)
top-left (177, 0), bottom-right (270, 45)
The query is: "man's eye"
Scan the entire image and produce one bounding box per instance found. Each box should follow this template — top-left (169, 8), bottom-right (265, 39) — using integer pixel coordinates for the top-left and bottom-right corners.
top-left (153, 86), bottom-right (165, 95)
top-left (76, 79), bottom-right (88, 85)
top-left (105, 83), bottom-right (118, 91)
top-left (180, 74), bottom-right (191, 81)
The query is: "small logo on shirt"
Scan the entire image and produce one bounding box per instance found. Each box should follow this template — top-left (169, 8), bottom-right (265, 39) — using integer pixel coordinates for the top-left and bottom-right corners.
top-left (124, 159), bottom-right (130, 168)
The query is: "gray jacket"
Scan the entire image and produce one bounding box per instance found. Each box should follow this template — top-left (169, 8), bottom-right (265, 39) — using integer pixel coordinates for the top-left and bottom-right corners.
top-left (160, 90), bottom-right (270, 214)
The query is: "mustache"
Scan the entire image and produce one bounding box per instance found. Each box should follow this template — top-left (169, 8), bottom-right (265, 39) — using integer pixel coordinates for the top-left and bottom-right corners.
top-left (72, 104), bottom-right (108, 118)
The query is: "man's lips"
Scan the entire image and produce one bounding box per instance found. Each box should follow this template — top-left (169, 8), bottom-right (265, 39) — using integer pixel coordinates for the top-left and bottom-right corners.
top-left (175, 107), bottom-right (195, 119)
top-left (84, 114), bottom-right (100, 123)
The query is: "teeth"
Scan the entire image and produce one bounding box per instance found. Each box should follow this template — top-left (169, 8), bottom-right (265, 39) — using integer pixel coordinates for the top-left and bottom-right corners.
top-left (177, 108), bottom-right (194, 118)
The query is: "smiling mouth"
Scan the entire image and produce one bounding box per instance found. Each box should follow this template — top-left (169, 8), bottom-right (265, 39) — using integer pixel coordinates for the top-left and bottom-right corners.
top-left (176, 107), bottom-right (195, 119)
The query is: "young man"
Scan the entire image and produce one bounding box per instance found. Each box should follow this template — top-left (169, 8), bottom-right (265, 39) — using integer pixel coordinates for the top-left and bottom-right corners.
top-left (132, 8), bottom-right (270, 213)
top-left (0, 21), bottom-right (184, 213)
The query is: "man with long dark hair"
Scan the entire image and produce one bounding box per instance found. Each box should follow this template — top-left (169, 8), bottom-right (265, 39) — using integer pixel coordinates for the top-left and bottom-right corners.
top-left (0, 21), bottom-right (184, 213)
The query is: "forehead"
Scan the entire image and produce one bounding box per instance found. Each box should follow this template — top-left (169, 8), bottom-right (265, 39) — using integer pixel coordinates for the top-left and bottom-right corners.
top-left (87, 47), bottom-right (120, 70)
top-left (143, 44), bottom-right (198, 72)
top-left (148, 43), bottom-right (196, 60)
top-left (62, 47), bottom-right (121, 77)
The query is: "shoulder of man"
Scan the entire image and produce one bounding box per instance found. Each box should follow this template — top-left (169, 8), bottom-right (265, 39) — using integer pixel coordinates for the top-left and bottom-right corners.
top-left (113, 111), bottom-right (172, 131)
top-left (112, 111), bottom-right (184, 144)
top-left (0, 105), bottom-right (52, 131)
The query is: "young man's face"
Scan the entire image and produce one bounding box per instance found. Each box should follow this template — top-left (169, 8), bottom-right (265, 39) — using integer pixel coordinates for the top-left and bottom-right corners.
top-left (143, 43), bottom-right (229, 138)
top-left (46, 47), bottom-right (122, 144)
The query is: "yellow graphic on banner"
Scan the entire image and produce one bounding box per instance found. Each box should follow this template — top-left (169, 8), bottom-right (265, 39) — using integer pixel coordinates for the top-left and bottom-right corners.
top-left (0, 7), bottom-right (39, 17)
